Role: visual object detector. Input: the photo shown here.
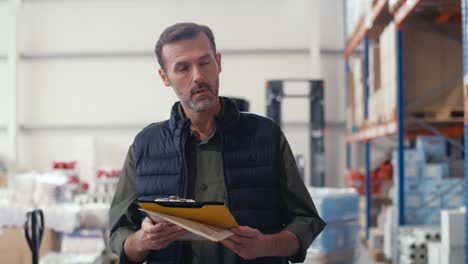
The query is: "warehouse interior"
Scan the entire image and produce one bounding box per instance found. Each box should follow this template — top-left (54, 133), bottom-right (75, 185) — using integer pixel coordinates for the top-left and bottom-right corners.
top-left (0, 0), bottom-right (466, 263)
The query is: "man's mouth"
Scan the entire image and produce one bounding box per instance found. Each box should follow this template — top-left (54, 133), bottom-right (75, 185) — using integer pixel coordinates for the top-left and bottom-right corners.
top-left (192, 87), bottom-right (209, 96)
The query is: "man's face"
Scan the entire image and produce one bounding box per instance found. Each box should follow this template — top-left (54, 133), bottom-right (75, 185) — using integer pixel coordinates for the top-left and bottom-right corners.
top-left (158, 32), bottom-right (222, 113)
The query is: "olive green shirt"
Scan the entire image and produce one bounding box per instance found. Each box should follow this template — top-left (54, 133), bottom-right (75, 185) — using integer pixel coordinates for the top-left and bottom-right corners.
top-left (110, 121), bottom-right (325, 264)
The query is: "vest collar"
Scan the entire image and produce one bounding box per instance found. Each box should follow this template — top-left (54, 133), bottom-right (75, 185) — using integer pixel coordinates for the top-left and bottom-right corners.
top-left (168, 96), bottom-right (240, 132)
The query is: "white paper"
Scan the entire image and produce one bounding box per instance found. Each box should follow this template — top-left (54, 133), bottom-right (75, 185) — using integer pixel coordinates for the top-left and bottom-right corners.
top-left (139, 208), bottom-right (234, 242)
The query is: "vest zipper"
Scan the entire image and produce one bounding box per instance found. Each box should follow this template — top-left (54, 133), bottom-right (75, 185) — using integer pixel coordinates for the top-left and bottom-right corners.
top-left (180, 120), bottom-right (191, 198)
top-left (219, 132), bottom-right (231, 209)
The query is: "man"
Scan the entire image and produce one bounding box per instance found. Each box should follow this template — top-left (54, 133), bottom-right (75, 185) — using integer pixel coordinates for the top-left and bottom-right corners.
top-left (110, 22), bottom-right (325, 264)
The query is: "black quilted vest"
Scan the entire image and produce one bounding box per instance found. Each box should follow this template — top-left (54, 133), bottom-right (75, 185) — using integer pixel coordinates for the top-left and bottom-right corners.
top-left (133, 97), bottom-right (286, 264)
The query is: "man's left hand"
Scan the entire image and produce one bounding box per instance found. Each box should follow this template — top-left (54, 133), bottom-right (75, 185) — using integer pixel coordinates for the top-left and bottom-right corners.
top-left (221, 226), bottom-right (271, 260)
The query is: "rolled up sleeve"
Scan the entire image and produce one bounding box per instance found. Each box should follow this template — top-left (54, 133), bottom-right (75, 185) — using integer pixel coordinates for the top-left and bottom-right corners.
top-left (278, 133), bottom-right (326, 263)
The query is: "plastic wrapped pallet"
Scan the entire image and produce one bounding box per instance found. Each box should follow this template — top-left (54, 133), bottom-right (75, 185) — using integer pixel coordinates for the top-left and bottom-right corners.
top-left (11, 172), bottom-right (38, 205)
top-left (308, 187), bottom-right (359, 222)
top-left (307, 188), bottom-right (359, 261)
top-left (34, 173), bottom-right (70, 206)
top-left (308, 220), bottom-right (359, 255)
top-left (42, 203), bottom-right (80, 233)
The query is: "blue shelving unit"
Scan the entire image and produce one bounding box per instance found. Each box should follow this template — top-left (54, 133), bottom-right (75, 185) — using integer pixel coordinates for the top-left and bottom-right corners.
top-left (462, 0), bottom-right (468, 262)
top-left (344, 0), bottom-right (465, 262)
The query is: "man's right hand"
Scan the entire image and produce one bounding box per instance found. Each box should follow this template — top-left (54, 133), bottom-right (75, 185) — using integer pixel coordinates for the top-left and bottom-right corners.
top-left (123, 217), bottom-right (188, 262)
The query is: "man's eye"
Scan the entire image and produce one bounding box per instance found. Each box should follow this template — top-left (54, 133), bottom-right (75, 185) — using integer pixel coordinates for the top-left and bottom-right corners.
top-left (177, 66), bottom-right (188, 72)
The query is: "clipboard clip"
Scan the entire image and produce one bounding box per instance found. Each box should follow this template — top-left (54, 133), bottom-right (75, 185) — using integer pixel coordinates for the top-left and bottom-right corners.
top-left (155, 196), bottom-right (196, 203)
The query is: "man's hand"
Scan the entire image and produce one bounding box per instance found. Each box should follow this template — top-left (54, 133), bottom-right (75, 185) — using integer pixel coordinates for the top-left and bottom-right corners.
top-left (221, 227), bottom-right (300, 260)
top-left (221, 226), bottom-right (270, 260)
top-left (123, 217), bottom-right (187, 262)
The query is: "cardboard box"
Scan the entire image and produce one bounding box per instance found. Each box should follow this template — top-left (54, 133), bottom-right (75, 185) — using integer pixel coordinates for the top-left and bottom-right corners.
top-left (392, 149), bottom-right (426, 165)
top-left (416, 136), bottom-right (447, 162)
top-left (440, 178), bottom-right (464, 193)
top-left (0, 227), bottom-right (61, 264)
top-left (369, 45), bottom-right (381, 96)
top-left (404, 178), bottom-right (422, 193)
top-left (405, 193), bottom-right (422, 208)
top-left (421, 193), bottom-right (442, 209)
top-left (423, 163), bottom-right (449, 179)
top-left (405, 208), bottom-right (441, 225)
top-left (405, 164), bottom-right (422, 179)
top-left (380, 18), bottom-right (463, 123)
top-left (419, 178), bottom-right (443, 194)
top-left (442, 191), bottom-right (464, 209)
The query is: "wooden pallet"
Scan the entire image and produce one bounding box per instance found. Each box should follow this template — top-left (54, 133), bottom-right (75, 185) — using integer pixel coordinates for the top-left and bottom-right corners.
top-left (406, 108), bottom-right (464, 122)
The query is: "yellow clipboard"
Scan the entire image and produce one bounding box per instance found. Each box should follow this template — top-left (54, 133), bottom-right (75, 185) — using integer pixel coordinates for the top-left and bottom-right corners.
top-left (137, 200), bottom-right (239, 229)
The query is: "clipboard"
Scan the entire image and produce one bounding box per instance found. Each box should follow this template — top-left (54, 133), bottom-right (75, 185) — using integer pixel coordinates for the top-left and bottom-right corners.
top-left (137, 200), bottom-right (239, 229)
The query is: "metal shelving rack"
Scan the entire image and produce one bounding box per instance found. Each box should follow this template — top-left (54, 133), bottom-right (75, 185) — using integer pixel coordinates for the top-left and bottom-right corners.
top-left (344, 0), bottom-right (465, 262)
top-left (462, 1), bottom-right (468, 262)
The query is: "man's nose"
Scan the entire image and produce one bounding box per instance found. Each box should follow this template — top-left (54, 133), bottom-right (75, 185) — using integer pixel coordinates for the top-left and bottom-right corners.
top-left (192, 66), bottom-right (204, 83)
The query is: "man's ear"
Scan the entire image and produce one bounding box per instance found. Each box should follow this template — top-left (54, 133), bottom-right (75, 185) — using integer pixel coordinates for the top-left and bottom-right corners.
top-left (158, 68), bottom-right (171, 87)
top-left (216, 52), bottom-right (222, 73)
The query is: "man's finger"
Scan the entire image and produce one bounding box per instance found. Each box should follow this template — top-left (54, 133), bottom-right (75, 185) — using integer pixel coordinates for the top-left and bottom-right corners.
top-left (230, 226), bottom-right (258, 238)
top-left (152, 229), bottom-right (188, 246)
top-left (145, 221), bottom-right (179, 234)
top-left (221, 238), bottom-right (242, 252)
top-left (227, 234), bottom-right (248, 245)
top-left (153, 225), bottom-right (185, 238)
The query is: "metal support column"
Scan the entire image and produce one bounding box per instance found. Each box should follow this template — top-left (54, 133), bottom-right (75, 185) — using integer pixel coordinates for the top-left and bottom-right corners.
top-left (363, 36), bottom-right (371, 240)
top-left (394, 28), bottom-right (406, 264)
top-left (461, 0), bottom-right (468, 263)
top-left (346, 144), bottom-right (351, 168)
top-left (396, 29), bottom-right (406, 226)
top-left (8, 0), bottom-right (20, 167)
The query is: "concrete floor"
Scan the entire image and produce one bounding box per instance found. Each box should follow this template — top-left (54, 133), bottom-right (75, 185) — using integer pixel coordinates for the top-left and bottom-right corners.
top-left (303, 245), bottom-right (388, 264)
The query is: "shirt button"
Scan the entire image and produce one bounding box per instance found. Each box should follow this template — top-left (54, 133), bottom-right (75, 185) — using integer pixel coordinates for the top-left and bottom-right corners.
top-left (200, 184), bottom-right (208, 192)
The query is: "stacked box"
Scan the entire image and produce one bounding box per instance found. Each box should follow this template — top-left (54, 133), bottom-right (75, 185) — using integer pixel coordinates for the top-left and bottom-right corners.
top-left (308, 188), bottom-right (360, 256)
top-left (380, 18), bottom-right (463, 123)
top-left (358, 196), bottom-right (392, 230)
top-left (448, 159), bottom-right (464, 178)
top-left (393, 143), bottom-right (465, 226)
top-left (416, 136), bottom-right (447, 162)
top-left (422, 163), bottom-right (449, 179)
top-left (441, 209), bottom-right (466, 264)
top-left (428, 242), bottom-right (441, 264)
top-left (369, 45), bottom-right (381, 95)
top-left (311, 188), bottom-right (359, 222)
top-left (399, 226), bottom-right (442, 264)
top-left (353, 57), bottom-right (365, 127)
top-left (380, 22), bottom-right (397, 121)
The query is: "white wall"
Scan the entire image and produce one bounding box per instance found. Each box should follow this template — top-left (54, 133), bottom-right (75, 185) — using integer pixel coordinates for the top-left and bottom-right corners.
top-left (320, 0), bottom-right (347, 187)
top-left (0, 1), bottom-right (10, 161)
top-left (0, 0), bottom-right (327, 183)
